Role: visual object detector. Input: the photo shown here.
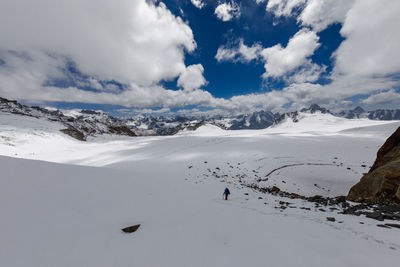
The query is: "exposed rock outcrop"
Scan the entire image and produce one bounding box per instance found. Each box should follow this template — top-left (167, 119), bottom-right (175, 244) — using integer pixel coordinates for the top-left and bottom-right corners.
top-left (347, 127), bottom-right (400, 204)
top-left (122, 224), bottom-right (141, 233)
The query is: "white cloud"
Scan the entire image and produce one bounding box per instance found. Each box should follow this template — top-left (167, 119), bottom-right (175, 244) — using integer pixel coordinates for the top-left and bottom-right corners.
top-left (215, 2), bottom-right (241, 22)
top-left (191, 0), bottom-right (206, 9)
top-left (299, 0), bottom-right (355, 32)
top-left (281, 76), bottom-right (399, 110)
top-left (88, 78), bottom-right (103, 90)
top-left (0, 0), bottom-right (214, 111)
top-left (215, 30), bottom-right (324, 83)
top-left (361, 90), bottom-right (400, 106)
top-left (215, 39), bottom-right (262, 63)
top-left (284, 63), bottom-right (326, 83)
top-left (266, 0), bottom-right (307, 17)
top-left (260, 29), bottom-right (321, 79)
top-left (227, 90), bottom-right (289, 112)
top-left (177, 64), bottom-right (207, 91)
top-left (333, 0), bottom-right (400, 78)
top-left (215, 47), bottom-right (237, 62)
top-left (132, 107), bottom-right (172, 114)
top-left (266, 0), bottom-right (354, 32)
top-left (176, 107), bottom-right (240, 117)
top-left (0, 0), bottom-right (199, 88)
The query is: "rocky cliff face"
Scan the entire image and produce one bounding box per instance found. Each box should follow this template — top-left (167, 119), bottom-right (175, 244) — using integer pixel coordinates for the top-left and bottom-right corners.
top-left (217, 110), bottom-right (278, 130)
top-left (347, 127), bottom-right (400, 203)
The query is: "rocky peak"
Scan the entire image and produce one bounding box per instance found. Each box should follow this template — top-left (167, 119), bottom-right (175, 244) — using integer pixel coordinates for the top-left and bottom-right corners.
top-left (301, 104), bottom-right (329, 114)
top-left (353, 106), bottom-right (365, 114)
top-left (368, 109), bottom-right (400, 120)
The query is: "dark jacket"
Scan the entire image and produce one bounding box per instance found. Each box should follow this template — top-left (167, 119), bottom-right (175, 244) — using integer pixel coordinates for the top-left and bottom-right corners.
top-left (224, 188), bottom-right (230, 195)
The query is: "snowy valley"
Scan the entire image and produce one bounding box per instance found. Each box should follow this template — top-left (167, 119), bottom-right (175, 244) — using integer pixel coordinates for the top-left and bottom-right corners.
top-left (1, 103), bottom-right (400, 266)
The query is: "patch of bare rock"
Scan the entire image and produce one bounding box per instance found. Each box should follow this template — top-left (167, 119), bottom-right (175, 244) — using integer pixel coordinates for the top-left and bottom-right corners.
top-left (347, 127), bottom-right (400, 204)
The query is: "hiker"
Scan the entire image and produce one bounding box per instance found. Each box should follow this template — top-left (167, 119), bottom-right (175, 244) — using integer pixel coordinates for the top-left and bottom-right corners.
top-left (223, 187), bottom-right (230, 200)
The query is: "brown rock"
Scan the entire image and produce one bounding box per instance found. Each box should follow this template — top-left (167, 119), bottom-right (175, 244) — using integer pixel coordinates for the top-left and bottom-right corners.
top-left (271, 186), bottom-right (281, 193)
top-left (396, 187), bottom-right (400, 200)
top-left (60, 128), bottom-right (86, 141)
top-left (371, 127), bottom-right (400, 172)
top-left (347, 127), bottom-right (400, 204)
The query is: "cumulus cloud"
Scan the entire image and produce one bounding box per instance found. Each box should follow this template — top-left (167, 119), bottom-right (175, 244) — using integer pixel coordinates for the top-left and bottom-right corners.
top-left (260, 29), bottom-right (322, 80)
top-left (88, 78), bottom-right (104, 91)
top-left (215, 1), bottom-right (241, 21)
top-left (215, 39), bottom-right (262, 63)
top-left (266, 0), bottom-right (307, 17)
top-left (177, 64), bottom-right (207, 91)
top-left (284, 63), bottom-right (326, 84)
top-left (131, 107), bottom-right (172, 115)
top-left (333, 0), bottom-right (400, 78)
top-left (361, 90), bottom-right (400, 106)
top-left (299, 0), bottom-right (355, 32)
top-left (216, 30), bottom-right (324, 83)
top-left (266, 0), bottom-right (354, 32)
top-left (0, 0), bottom-right (209, 106)
top-left (191, 0), bottom-right (206, 9)
top-left (281, 76), bottom-right (399, 110)
top-left (175, 107), bottom-right (233, 118)
top-left (0, 0), bottom-right (199, 86)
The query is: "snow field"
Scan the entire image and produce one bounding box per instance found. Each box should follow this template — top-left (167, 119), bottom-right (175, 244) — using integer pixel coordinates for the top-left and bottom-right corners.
top-left (1, 112), bottom-right (400, 266)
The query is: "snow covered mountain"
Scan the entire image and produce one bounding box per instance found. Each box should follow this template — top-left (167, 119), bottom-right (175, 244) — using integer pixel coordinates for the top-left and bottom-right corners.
top-left (337, 106), bottom-right (400, 120)
top-left (367, 109), bottom-right (400, 120)
top-left (124, 115), bottom-right (205, 136)
top-left (337, 106), bottom-right (367, 119)
top-left (0, 97), bottom-right (205, 140)
top-left (0, 97), bottom-right (137, 140)
top-left (1, 97), bottom-right (400, 141)
top-left (212, 110), bottom-right (278, 130)
top-left (274, 104), bottom-right (330, 124)
top-left (277, 104), bottom-right (400, 124)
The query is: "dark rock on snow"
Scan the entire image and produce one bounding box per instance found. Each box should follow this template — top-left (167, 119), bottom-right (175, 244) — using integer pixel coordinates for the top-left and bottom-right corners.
top-left (122, 224), bottom-right (141, 233)
top-left (326, 217), bottom-right (336, 222)
top-left (385, 223), bottom-right (400, 229)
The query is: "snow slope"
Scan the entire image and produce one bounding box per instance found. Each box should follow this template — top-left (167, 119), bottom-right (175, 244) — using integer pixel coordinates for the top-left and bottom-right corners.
top-left (1, 156), bottom-right (400, 267)
top-left (182, 112), bottom-right (395, 137)
top-left (1, 112), bottom-right (400, 266)
top-left (178, 123), bottom-right (228, 136)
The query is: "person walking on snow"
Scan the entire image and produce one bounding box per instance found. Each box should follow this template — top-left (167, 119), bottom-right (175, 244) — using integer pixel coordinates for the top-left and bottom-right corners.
top-left (223, 187), bottom-right (230, 200)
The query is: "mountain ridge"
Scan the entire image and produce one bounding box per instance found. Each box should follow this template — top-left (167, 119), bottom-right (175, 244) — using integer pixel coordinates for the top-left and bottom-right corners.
top-left (1, 97), bottom-right (400, 140)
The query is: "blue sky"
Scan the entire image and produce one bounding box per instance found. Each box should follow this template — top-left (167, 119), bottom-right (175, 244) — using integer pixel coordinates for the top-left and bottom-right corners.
top-left (0, 0), bottom-right (399, 116)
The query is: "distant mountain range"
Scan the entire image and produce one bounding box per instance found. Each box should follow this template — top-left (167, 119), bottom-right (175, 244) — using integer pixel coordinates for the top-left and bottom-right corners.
top-left (1, 96), bottom-right (399, 141)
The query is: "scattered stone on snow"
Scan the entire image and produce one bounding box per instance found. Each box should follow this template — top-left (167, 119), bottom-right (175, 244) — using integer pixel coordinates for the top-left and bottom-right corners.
top-left (326, 217), bottom-right (336, 222)
top-left (122, 224), bottom-right (141, 233)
